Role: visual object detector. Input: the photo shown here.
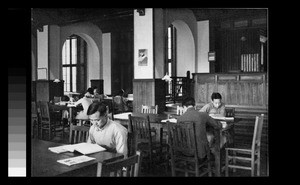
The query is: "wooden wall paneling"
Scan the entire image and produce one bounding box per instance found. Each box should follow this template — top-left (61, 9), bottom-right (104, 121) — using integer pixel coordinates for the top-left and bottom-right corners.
top-left (36, 80), bottom-right (50, 102)
top-left (155, 79), bottom-right (166, 114)
top-left (133, 79), bottom-right (155, 113)
top-left (217, 82), bottom-right (227, 103)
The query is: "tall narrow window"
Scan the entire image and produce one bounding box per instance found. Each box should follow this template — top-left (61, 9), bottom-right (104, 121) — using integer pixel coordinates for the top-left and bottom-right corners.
top-left (166, 25), bottom-right (176, 97)
top-left (62, 35), bottom-right (87, 93)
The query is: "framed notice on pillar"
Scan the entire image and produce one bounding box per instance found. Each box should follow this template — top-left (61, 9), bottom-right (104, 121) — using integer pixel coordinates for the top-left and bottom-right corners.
top-left (37, 68), bottom-right (48, 80)
top-left (138, 49), bottom-right (148, 66)
top-left (208, 51), bottom-right (216, 62)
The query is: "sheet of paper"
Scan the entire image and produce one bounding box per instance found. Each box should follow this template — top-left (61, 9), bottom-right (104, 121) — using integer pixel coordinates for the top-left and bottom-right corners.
top-left (209, 115), bottom-right (234, 121)
top-left (57, 155), bottom-right (96, 166)
top-left (161, 118), bottom-right (177, 123)
top-left (48, 145), bottom-right (74, 154)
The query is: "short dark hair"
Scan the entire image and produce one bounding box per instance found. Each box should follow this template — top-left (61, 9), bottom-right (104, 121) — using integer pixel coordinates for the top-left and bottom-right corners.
top-left (87, 102), bottom-right (107, 116)
top-left (182, 97), bottom-right (195, 107)
top-left (87, 87), bottom-right (94, 95)
top-left (211, 92), bottom-right (222, 100)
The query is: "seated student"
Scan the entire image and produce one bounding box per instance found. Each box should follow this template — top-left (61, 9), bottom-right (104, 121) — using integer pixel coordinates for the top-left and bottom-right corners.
top-left (84, 87), bottom-right (95, 98)
top-left (74, 88), bottom-right (94, 120)
top-left (199, 92), bottom-right (225, 116)
top-left (199, 92), bottom-right (227, 148)
top-left (114, 89), bottom-right (130, 112)
top-left (177, 97), bottom-right (222, 158)
top-left (87, 101), bottom-right (128, 157)
top-left (92, 86), bottom-right (103, 101)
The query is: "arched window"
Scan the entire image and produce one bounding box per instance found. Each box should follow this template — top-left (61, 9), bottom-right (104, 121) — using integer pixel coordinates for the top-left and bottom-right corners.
top-left (62, 35), bottom-right (87, 93)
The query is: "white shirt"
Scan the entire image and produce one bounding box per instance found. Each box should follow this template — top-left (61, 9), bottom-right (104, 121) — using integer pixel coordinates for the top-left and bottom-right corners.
top-left (87, 119), bottom-right (128, 157)
top-left (74, 97), bottom-right (93, 119)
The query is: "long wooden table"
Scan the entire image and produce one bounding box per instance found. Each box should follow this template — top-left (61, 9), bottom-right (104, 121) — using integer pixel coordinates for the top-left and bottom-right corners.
top-left (31, 139), bottom-right (123, 176)
top-left (113, 112), bottom-right (237, 177)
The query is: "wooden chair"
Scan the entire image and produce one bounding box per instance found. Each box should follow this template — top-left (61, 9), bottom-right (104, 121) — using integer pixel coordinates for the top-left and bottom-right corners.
top-left (128, 114), bottom-right (169, 174)
top-left (141, 105), bottom-right (158, 114)
top-left (225, 114), bottom-right (264, 176)
top-left (69, 124), bottom-right (90, 144)
top-left (167, 121), bottom-right (212, 177)
top-left (31, 101), bottom-right (39, 138)
top-left (37, 101), bottom-right (64, 141)
top-left (97, 150), bottom-right (142, 177)
top-left (225, 107), bottom-right (235, 117)
top-left (176, 105), bottom-right (185, 115)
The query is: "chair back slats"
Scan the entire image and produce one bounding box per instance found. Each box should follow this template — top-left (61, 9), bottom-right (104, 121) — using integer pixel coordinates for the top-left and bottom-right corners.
top-left (176, 106), bottom-right (185, 115)
top-left (128, 114), bottom-right (152, 144)
top-left (168, 121), bottom-right (197, 157)
top-left (69, 124), bottom-right (90, 144)
top-left (97, 150), bottom-right (141, 177)
top-left (32, 102), bottom-right (38, 117)
top-left (38, 101), bottom-right (50, 121)
top-left (225, 107), bottom-right (235, 117)
top-left (251, 114), bottom-right (264, 151)
top-left (141, 105), bottom-right (158, 114)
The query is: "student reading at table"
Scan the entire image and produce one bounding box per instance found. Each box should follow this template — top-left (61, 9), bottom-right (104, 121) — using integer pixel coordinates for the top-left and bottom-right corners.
top-left (199, 92), bottom-right (225, 117)
top-left (199, 92), bottom-right (227, 147)
top-left (177, 97), bottom-right (222, 158)
top-left (87, 102), bottom-right (128, 157)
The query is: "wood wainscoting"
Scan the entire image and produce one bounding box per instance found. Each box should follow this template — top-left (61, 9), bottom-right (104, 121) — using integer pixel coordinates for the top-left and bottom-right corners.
top-left (133, 79), bottom-right (166, 114)
top-left (192, 72), bottom-right (268, 151)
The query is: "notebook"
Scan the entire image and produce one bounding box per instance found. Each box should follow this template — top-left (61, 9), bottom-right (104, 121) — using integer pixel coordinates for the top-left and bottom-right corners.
top-left (57, 155), bottom-right (96, 166)
top-left (49, 143), bottom-right (106, 155)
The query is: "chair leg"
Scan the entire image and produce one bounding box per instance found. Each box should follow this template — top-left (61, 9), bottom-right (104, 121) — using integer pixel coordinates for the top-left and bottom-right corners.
top-left (225, 149), bottom-right (229, 177)
top-left (257, 152), bottom-right (261, 176)
top-left (251, 158), bottom-right (255, 177)
top-left (233, 151), bottom-right (236, 173)
top-left (171, 158), bottom-right (176, 176)
top-left (208, 161), bottom-right (212, 177)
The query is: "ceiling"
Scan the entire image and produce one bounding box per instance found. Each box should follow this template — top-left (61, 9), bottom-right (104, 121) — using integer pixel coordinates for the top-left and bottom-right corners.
top-left (31, 8), bottom-right (267, 32)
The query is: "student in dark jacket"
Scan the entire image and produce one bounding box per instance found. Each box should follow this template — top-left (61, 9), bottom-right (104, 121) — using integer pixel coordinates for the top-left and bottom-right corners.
top-left (177, 97), bottom-right (222, 159)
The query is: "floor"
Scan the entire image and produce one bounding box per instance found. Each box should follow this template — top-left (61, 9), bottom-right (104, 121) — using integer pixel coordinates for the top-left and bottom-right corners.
top-left (42, 129), bottom-right (268, 177)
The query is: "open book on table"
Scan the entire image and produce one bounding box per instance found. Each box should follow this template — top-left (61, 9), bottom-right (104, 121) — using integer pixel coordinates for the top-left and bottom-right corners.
top-left (161, 118), bottom-right (177, 123)
top-left (49, 142), bottom-right (106, 155)
top-left (209, 114), bottom-right (234, 121)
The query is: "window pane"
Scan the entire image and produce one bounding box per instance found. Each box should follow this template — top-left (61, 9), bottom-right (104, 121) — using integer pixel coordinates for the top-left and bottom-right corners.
top-left (72, 38), bottom-right (77, 64)
top-left (63, 67), bottom-right (67, 91)
top-left (65, 39), bottom-right (70, 64)
top-left (72, 67), bottom-right (77, 92)
top-left (168, 63), bottom-right (172, 77)
top-left (62, 42), bottom-right (66, 64)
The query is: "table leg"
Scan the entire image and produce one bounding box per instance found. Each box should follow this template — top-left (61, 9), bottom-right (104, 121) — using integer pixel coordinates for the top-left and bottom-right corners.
top-left (69, 107), bottom-right (73, 124)
top-left (214, 129), bottom-right (221, 177)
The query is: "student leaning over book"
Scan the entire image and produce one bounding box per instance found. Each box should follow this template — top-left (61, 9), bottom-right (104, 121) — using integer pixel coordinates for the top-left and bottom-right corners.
top-left (86, 101), bottom-right (128, 158)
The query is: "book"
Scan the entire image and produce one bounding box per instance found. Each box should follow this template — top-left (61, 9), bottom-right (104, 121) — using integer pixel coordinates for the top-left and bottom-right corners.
top-left (49, 142), bottom-right (106, 155)
top-left (57, 155), bottom-right (96, 166)
top-left (209, 114), bottom-right (234, 121)
top-left (161, 118), bottom-right (177, 123)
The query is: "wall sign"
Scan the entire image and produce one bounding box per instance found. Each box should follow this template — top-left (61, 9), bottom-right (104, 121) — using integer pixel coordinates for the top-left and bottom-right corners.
top-left (208, 51), bottom-right (216, 62)
top-left (138, 49), bottom-right (148, 66)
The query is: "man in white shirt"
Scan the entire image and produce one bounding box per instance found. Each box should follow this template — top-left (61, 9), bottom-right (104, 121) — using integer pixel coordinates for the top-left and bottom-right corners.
top-left (86, 102), bottom-right (128, 157)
